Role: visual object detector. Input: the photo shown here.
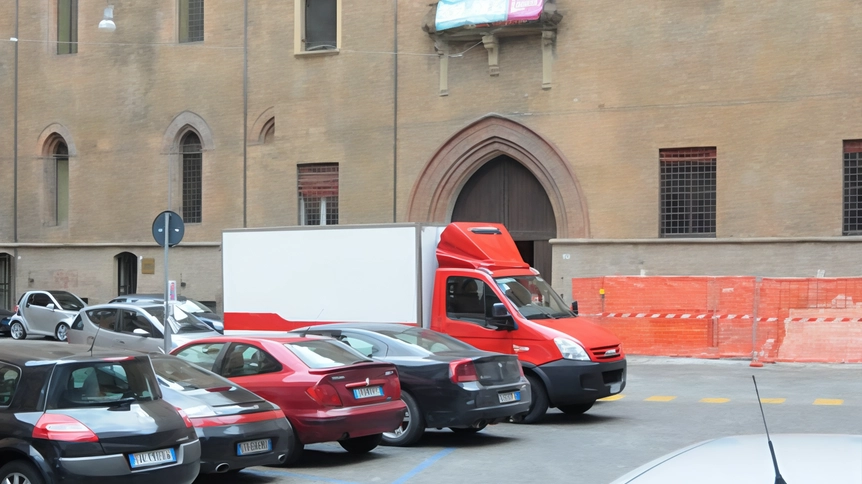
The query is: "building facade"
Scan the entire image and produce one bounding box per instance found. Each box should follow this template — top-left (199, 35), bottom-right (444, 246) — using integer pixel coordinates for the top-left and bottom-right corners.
top-left (2, 1), bottom-right (862, 311)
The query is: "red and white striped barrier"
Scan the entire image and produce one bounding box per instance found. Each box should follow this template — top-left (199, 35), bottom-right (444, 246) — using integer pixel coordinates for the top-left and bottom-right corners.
top-left (590, 313), bottom-right (862, 323)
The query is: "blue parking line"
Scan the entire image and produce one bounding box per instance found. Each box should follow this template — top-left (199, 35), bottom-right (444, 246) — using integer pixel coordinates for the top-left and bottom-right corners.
top-left (391, 448), bottom-right (455, 484)
top-left (244, 468), bottom-right (361, 484)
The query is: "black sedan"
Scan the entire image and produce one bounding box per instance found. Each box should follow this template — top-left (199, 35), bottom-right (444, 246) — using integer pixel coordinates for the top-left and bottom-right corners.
top-left (0, 308), bottom-right (12, 336)
top-left (0, 340), bottom-right (200, 484)
top-left (294, 324), bottom-right (531, 446)
top-left (149, 354), bottom-right (292, 474)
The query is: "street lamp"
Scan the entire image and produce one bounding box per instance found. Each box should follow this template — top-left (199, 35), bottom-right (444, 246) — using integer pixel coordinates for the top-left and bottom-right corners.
top-left (99, 5), bottom-right (116, 32)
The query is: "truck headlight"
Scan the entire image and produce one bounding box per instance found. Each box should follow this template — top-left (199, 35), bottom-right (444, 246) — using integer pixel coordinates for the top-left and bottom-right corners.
top-left (554, 337), bottom-right (590, 361)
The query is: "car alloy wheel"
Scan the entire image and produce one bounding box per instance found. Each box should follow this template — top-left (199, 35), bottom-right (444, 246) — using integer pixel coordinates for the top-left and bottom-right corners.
top-left (0, 461), bottom-right (44, 484)
top-left (9, 322), bottom-right (26, 341)
top-left (381, 392), bottom-right (424, 447)
top-left (2, 473), bottom-right (33, 484)
top-left (54, 323), bottom-right (69, 342)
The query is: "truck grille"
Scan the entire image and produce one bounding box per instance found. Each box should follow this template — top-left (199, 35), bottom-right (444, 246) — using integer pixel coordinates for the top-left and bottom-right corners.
top-left (591, 344), bottom-right (622, 360)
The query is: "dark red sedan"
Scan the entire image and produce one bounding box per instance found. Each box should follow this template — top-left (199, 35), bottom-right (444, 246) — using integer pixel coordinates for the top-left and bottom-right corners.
top-left (172, 335), bottom-right (406, 465)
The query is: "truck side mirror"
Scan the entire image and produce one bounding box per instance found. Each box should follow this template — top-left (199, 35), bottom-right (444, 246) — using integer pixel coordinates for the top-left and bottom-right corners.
top-left (487, 303), bottom-right (517, 331)
top-left (571, 301), bottom-right (579, 317)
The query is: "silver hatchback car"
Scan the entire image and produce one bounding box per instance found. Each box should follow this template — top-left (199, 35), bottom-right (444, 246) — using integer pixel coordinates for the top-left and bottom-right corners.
top-left (7, 290), bottom-right (87, 341)
top-left (67, 302), bottom-right (221, 353)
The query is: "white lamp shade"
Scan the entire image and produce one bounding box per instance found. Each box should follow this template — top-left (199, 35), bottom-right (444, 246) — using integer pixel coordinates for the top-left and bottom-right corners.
top-left (99, 6), bottom-right (116, 32)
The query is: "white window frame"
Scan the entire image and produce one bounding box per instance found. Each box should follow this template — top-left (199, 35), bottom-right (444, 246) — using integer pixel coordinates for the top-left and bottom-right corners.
top-left (294, 0), bottom-right (342, 55)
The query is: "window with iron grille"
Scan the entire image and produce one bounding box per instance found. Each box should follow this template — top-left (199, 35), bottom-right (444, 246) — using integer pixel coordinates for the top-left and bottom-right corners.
top-left (179, 0), bottom-right (204, 43)
top-left (660, 147), bottom-right (716, 237)
top-left (54, 140), bottom-right (69, 225)
top-left (181, 132), bottom-right (202, 223)
top-left (843, 140), bottom-right (862, 235)
top-left (303, 0), bottom-right (338, 51)
top-left (57, 0), bottom-right (78, 55)
top-left (0, 253), bottom-right (11, 310)
top-left (298, 164), bottom-right (338, 225)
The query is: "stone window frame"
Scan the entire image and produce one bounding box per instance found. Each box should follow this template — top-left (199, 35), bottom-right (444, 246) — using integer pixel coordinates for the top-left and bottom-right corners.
top-left (161, 112), bottom-right (215, 223)
top-left (37, 125), bottom-right (76, 228)
top-left (294, 0), bottom-right (342, 56)
top-left (179, 0), bottom-right (205, 43)
top-left (57, 0), bottom-right (78, 55)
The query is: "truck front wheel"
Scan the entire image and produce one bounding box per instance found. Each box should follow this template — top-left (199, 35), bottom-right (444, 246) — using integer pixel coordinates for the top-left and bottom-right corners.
top-left (509, 375), bottom-right (548, 424)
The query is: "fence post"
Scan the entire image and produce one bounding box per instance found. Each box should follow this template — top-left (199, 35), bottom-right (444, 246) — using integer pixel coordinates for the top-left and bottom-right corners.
top-left (750, 276), bottom-right (763, 368)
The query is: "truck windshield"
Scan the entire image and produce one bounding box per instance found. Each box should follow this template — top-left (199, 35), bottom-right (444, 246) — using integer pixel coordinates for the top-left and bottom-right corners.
top-left (495, 276), bottom-right (573, 320)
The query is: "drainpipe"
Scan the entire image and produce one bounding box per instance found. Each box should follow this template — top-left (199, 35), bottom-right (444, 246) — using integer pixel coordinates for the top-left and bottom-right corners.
top-left (242, 0), bottom-right (248, 227)
top-left (392, 0), bottom-right (398, 223)
top-left (13, 0), bottom-right (19, 243)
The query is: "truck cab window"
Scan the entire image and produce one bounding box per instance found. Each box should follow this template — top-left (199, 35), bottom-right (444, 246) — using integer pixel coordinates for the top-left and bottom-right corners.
top-left (446, 276), bottom-right (501, 326)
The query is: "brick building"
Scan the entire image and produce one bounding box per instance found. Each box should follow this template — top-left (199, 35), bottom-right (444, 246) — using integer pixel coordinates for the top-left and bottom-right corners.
top-left (2, 0), bottom-right (862, 315)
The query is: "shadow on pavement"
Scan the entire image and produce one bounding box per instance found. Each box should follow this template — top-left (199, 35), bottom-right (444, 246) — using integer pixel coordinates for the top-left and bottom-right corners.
top-left (407, 428), bottom-right (518, 448)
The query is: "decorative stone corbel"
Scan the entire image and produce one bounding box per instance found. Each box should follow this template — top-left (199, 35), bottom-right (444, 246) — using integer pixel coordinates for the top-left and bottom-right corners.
top-left (438, 40), bottom-right (449, 96)
top-left (482, 34), bottom-right (499, 76)
top-left (542, 30), bottom-right (555, 90)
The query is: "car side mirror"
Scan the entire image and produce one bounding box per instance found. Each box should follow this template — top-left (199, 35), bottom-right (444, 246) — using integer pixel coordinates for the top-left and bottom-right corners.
top-left (46, 303), bottom-right (55, 311)
top-left (487, 303), bottom-right (517, 331)
top-left (571, 301), bottom-right (579, 317)
top-left (133, 328), bottom-right (150, 337)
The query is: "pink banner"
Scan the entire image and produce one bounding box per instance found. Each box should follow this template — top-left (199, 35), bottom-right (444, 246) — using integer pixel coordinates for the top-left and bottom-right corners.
top-left (507, 0), bottom-right (543, 22)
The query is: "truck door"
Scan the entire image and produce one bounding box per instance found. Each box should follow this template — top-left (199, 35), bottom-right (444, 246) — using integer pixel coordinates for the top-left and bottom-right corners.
top-left (436, 275), bottom-right (513, 355)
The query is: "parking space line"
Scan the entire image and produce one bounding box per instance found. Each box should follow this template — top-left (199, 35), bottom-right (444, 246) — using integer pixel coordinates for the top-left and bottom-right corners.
top-left (599, 394), bottom-right (625, 401)
top-left (391, 448), bottom-right (455, 484)
top-left (244, 468), bottom-right (361, 484)
top-left (760, 398), bottom-right (785, 404)
top-left (813, 399), bottom-right (844, 405)
top-left (644, 396), bottom-right (677, 402)
top-left (700, 398), bottom-right (729, 403)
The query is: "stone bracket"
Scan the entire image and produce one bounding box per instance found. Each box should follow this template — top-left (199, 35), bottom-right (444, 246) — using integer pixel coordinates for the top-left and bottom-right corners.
top-left (482, 34), bottom-right (499, 76)
top-left (542, 31), bottom-right (556, 90)
top-left (438, 40), bottom-right (449, 96)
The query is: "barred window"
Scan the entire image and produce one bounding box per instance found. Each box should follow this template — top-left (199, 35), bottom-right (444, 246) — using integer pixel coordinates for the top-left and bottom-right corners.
top-left (180, 0), bottom-right (204, 43)
top-left (181, 132), bottom-right (202, 224)
top-left (58, 0), bottom-right (78, 55)
top-left (660, 147), bottom-right (716, 237)
top-left (298, 164), bottom-right (338, 226)
top-left (843, 140), bottom-right (862, 235)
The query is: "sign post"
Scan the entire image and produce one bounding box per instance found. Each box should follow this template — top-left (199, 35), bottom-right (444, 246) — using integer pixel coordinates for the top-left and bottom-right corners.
top-left (152, 211), bottom-right (184, 354)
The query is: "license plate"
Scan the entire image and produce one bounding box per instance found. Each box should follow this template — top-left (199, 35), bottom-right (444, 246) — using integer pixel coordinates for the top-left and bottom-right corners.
top-left (128, 448), bottom-right (176, 468)
top-left (237, 438), bottom-right (272, 456)
top-left (610, 382), bottom-right (622, 393)
top-left (353, 386), bottom-right (383, 399)
top-left (499, 391), bottom-right (521, 403)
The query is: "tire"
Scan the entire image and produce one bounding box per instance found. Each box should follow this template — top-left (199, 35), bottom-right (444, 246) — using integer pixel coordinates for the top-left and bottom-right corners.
top-left (449, 421), bottom-right (488, 433)
top-left (382, 392), bottom-right (425, 447)
top-left (338, 433), bottom-right (383, 454)
top-left (0, 460), bottom-right (45, 484)
top-left (280, 418), bottom-right (304, 467)
top-left (558, 401), bottom-right (595, 416)
top-left (9, 321), bottom-right (26, 341)
top-left (54, 322), bottom-right (69, 342)
top-left (509, 374), bottom-right (548, 424)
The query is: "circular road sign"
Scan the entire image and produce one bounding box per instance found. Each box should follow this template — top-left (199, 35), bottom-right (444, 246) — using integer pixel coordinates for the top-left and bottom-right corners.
top-left (152, 211), bottom-right (185, 247)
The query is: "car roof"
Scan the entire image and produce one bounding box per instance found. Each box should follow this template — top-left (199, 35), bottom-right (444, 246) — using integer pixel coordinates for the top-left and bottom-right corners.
top-left (0, 340), bottom-right (148, 366)
top-left (90, 301), bottom-right (165, 310)
top-left (610, 434), bottom-right (862, 483)
top-left (111, 293), bottom-right (190, 302)
top-left (177, 334), bottom-right (331, 347)
top-left (295, 323), bottom-right (418, 334)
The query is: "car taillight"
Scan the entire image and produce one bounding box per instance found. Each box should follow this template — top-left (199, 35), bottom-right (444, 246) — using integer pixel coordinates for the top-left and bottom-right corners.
top-left (13, 305), bottom-right (18, 314)
top-left (449, 358), bottom-right (478, 384)
top-left (175, 408), bottom-right (194, 428)
top-left (306, 383), bottom-right (343, 407)
top-left (33, 414), bottom-right (99, 443)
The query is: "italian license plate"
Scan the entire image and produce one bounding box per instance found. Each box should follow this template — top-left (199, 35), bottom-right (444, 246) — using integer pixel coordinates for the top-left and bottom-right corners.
top-left (353, 386), bottom-right (383, 399)
top-left (128, 448), bottom-right (176, 468)
top-left (499, 391), bottom-right (521, 403)
top-left (237, 438), bottom-right (272, 456)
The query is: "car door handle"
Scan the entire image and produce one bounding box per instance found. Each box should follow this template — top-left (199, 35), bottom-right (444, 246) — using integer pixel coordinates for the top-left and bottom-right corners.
top-left (115, 340), bottom-right (126, 345)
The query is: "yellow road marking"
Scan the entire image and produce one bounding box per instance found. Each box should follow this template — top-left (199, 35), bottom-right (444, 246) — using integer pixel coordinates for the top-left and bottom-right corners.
top-left (599, 394), bottom-right (625, 401)
top-left (700, 398), bottom-right (729, 403)
top-left (813, 399), bottom-right (843, 406)
top-left (645, 396), bottom-right (677, 402)
top-left (760, 398), bottom-right (785, 404)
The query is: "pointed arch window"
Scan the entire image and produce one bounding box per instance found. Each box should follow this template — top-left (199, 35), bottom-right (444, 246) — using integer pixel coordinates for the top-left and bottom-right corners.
top-left (181, 132), bottom-right (203, 223)
top-left (262, 118), bottom-right (275, 144)
top-left (46, 136), bottom-right (70, 226)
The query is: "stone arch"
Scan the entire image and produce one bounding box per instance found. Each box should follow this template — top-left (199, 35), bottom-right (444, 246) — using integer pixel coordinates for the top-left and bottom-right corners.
top-left (407, 114), bottom-right (589, 238)
top-left (37, 124), bottom-right (77, 157)
top-left (161, 111), bottom-right (215, 154)
top-left (250, 106), bottom-right (275, 144)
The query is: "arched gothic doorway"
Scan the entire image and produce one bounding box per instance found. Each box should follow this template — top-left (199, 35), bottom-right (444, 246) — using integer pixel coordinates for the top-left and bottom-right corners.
top-left (451, 156), bottom-right (556, 278)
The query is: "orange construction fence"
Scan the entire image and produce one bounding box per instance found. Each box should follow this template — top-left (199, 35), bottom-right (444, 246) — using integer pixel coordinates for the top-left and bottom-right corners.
top-left (572, 276), bottom-right (862, 363)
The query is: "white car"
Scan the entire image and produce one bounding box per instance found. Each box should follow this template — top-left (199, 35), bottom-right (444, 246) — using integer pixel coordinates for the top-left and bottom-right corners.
top-left (609, 434), bottom-right (862, 483)
top-left (7, 290), bottom-right (87, 341)
top-left (67, 301), bottom-right (221, 353)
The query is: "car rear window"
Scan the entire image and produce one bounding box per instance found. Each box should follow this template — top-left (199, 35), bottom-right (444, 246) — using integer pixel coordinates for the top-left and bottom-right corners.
top-left (284, 340), bottom-right (371, 369)
top-left (377, 327), bottom-right (476, 354)
top-left (0, 364), bottom-right (21, 406)
top-left (47, 357), bottom-right (160, 409)
top-left (150, 356), bottom-right (236, 393)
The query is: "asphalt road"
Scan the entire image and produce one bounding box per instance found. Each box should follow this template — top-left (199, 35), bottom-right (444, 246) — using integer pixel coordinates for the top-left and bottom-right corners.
top-left (196, 356), bottom-right (862, 484)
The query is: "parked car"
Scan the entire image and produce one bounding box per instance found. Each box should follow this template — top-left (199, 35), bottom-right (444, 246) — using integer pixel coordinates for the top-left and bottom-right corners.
top-left (295, 323), bottom-right (531, 446)
top-left (0, 308), bottom-right (13, 336)
top-left (148, 353), bottom-right (292, 474)
top-left (0, 340), bottom-right (201, 484)
top-left (609, 434), bottom-right (862, 483)
top-left (7, 290), bottom-right (87, 341)
top-left (110, 294), bottom-right (223, 333)
top-left (67, 301), bottom-right (221, 353)
top-left (172, 335), bottom-right (407, 465)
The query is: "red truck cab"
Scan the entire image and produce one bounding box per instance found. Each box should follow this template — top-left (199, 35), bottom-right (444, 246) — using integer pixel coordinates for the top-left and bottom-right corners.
top-left (431, 223), bottom-right (626, 423)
